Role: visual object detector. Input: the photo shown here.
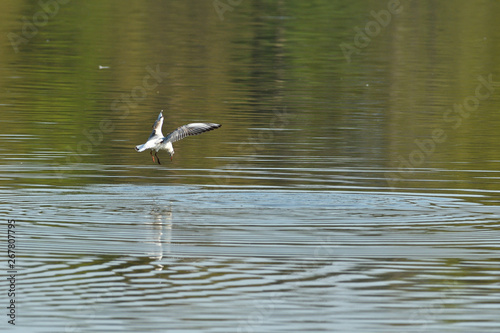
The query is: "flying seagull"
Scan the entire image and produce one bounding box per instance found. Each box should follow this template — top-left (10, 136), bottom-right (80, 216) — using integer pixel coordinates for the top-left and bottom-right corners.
top-left (135, 111), bottom-right (221, 164)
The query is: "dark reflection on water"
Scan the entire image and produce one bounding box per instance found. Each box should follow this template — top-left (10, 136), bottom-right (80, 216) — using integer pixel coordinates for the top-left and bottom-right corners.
top-left (2, 0), bottom-right (500, 332)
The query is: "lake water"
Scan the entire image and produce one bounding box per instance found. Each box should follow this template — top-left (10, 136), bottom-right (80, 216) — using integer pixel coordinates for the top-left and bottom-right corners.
top-left (1, 1), bottom-right (500, 332)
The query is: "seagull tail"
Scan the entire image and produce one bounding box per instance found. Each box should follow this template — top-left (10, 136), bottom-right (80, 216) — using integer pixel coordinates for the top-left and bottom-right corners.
top-left (135, 144), bottom-right (148, 152)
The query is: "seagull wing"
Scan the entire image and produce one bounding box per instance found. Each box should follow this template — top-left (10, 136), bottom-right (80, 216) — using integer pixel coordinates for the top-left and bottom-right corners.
top-left (162, 123), bottom-right (221, 144)
top-left (135, 111), bottom-right (165, 152)
top-left (147, 111), bottom-right (164, 140)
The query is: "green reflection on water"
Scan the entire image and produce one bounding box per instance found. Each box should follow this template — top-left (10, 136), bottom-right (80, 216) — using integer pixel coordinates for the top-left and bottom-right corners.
top-left (0, 0), bottom-right (500, 192)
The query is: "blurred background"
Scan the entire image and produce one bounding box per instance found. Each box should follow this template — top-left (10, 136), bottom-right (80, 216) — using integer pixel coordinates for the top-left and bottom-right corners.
top-left (1, 1), bottom-right (500, 332)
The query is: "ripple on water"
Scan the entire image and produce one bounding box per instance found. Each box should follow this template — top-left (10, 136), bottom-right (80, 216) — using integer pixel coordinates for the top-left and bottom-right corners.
top-left (2, 185), bottom-right (500, 332)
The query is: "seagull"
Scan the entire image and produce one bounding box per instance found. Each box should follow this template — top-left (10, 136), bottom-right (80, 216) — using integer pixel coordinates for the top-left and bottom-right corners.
top-left (135, 111), bottom-right (221, 164)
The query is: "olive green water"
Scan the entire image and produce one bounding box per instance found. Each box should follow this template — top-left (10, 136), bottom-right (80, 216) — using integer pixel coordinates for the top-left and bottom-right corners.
top-left (1, 1), bottom-right (500, 332)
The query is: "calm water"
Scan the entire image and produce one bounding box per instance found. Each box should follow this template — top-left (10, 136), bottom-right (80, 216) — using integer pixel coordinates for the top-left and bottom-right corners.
top-left (1, 1), bottom-right (500, 332)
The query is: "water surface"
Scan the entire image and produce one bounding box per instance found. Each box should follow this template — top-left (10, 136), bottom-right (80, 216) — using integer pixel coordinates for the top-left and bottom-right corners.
top-left (1, 0), bottom-right (500, 332)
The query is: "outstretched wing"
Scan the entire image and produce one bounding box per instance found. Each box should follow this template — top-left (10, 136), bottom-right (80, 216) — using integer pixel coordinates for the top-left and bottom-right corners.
top-left (162, 123), bottom-right (221, 144)
top-left (147, 111), bottom-right (164, 140)
top-left (135, 111), bottom-right (164, 152)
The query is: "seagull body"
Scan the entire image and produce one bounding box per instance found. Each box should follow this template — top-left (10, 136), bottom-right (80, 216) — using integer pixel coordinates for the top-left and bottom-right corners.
top-left (135, 111), bottom-right (221, 164)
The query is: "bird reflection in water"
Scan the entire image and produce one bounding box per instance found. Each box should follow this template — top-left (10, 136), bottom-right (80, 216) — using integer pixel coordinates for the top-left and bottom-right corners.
top-left (145, 202), bottom-right (172, 271)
